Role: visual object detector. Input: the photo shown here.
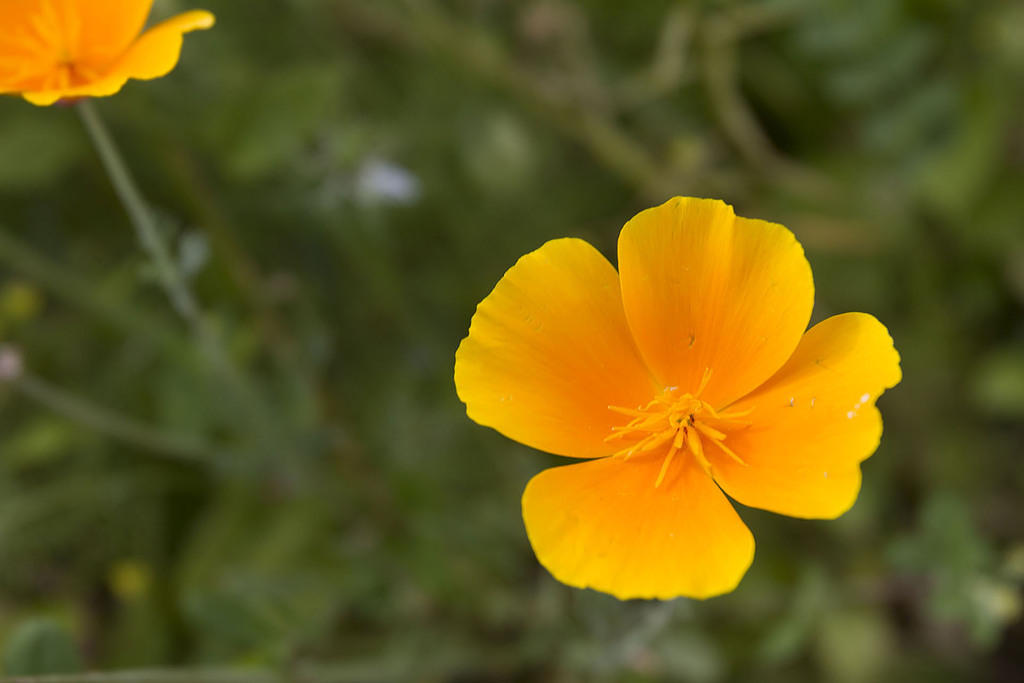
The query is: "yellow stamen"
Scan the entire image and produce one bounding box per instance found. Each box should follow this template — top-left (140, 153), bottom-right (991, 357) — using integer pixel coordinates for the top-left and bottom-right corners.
top-left (694, 421), bottom-right (726, 441)
top-left (607, 381), bottom-right (749, 486)
top-left (695, 423), bottom-right (747, 466)
top-left (621, 429), bottom-right (675, 460)
top-left (654, 443), bottom-right (679, 488)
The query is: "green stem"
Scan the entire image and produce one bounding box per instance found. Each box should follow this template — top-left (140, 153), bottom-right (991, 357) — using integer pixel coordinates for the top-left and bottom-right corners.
top-left (75, 101), bottom-right (284, 456)
top-left (11, 372), bottom-right (219, 465)
top-left (76, 99), bottom-right (199, 325)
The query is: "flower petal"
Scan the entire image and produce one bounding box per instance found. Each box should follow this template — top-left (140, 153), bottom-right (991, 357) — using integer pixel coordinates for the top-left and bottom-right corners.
top-left (21, 71), bottom-right (128, 105)
top-left (107, 9), bottom-right (214, 81)
top-left (522, 454), bottom-right (755, 599)
top-left (455, 238), bottom-right (657, 458)
top-left (18, 9), bottom-right (214, 105)
top-left (68, 0), bottom-right (154, 63)
top-left (617, 197), bottom-right (814, 408)
top-left (710, 313), bottom-right (902, 519)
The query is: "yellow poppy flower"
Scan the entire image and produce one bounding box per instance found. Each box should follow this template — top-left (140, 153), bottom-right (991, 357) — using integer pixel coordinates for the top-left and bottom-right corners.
top-left (455, 197), bottom-right (902, 600)
top-left (0, 1), bottom-right (214, 106)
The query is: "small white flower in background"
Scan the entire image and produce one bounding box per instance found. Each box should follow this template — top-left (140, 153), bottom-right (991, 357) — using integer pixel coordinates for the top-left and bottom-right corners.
top-left (355, 158), bottom-right (421, 206)
top-left (0, 345), bottom-right (23, 382)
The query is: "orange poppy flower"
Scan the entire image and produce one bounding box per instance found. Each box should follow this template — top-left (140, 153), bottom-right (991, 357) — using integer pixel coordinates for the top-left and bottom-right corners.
top-left (455, 197), bottom-right (902, 600)
top-left (0, 1), bottom-right (214, 106)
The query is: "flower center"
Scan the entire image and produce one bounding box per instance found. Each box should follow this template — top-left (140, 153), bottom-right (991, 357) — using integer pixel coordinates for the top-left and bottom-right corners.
top-left (605, 370), bottom-right (751, 487)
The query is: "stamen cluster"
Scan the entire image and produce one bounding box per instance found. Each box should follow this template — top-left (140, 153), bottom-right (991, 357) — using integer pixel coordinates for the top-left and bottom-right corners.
top-left (606, 371), bottom-right (750, 487)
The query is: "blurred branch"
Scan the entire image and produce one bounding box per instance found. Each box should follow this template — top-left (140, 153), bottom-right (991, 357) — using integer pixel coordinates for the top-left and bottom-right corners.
top-left (0, 227), bottom-right (186, 356)
top-left (78, 100), bottom-right (200, 325)
top-left (8, 370), bottom-right (222, 465)
top-left (334, 0), bottom-right (848, 204)
top-left (716, 0), bottom-right (814, 38)
top-left (77, 102), bottom-right (292, 458)
top-left (78, 101), bottom-right (234, 390)
top-left (333, 0), bottom-right (702, 199)
top-left (616, 5), bottom-right (696, 108)
top-left (0, 226), bottom-right (288, 465)
top-left (699, 4), bottom-right (840, 199)
top-left (702, 18), bottom-right (777, 169)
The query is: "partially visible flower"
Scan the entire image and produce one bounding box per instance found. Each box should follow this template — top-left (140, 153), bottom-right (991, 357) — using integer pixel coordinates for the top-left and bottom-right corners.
top-left (455, 197), bottom-right (902, 600)
top-left (0, 1), bottom-right (214, 106)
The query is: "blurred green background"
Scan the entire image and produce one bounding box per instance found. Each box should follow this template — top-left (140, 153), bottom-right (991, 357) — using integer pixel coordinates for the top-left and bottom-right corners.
top-left (0, 0), bottom-right (1022, 681)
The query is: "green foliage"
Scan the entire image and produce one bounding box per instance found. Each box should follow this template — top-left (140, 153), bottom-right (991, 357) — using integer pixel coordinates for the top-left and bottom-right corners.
top-left (0, 109), bottom-right (85, 192)
top-left (2, 618), bottom-right (82, 676)
top-left (0, 0), bottom-right (1021, 681)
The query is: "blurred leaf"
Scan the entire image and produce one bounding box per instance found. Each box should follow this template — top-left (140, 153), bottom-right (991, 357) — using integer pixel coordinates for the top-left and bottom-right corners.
top-left (756, 565), bottom-right (830, 666)
top-left (861, 77), bottom-right (955, 155)
top-left (815, 610), bottom-right (894, 683)
top-left (970, 346), bottom-right (1024, 419)
top-left (888, 494), bottom-right (989, 576)
top-left (827, 29), bottom-right (935, 106)
top-left (175, 488), bottom-right (342, 662)
top-left (977, 2), bottom-right (1024, 72)
top-left (460, 111), bottom-right (538, 196)
top-left (0, 107), bottom-right (84, 191)
top-left (887, 493), bottom-right (1018, 650)
top-left (917, 86), bottom-right (1008, 218)
top-left (966, 576), bottom-right (1023, 647)
top-left (2, 618), bottom-right (82, 676)
top-left (1, 418), bottom-right (77, 470)
top-left (653, 627), bottom-right (724, 683)
top-left (210, 64), bottom-right (344, 180)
